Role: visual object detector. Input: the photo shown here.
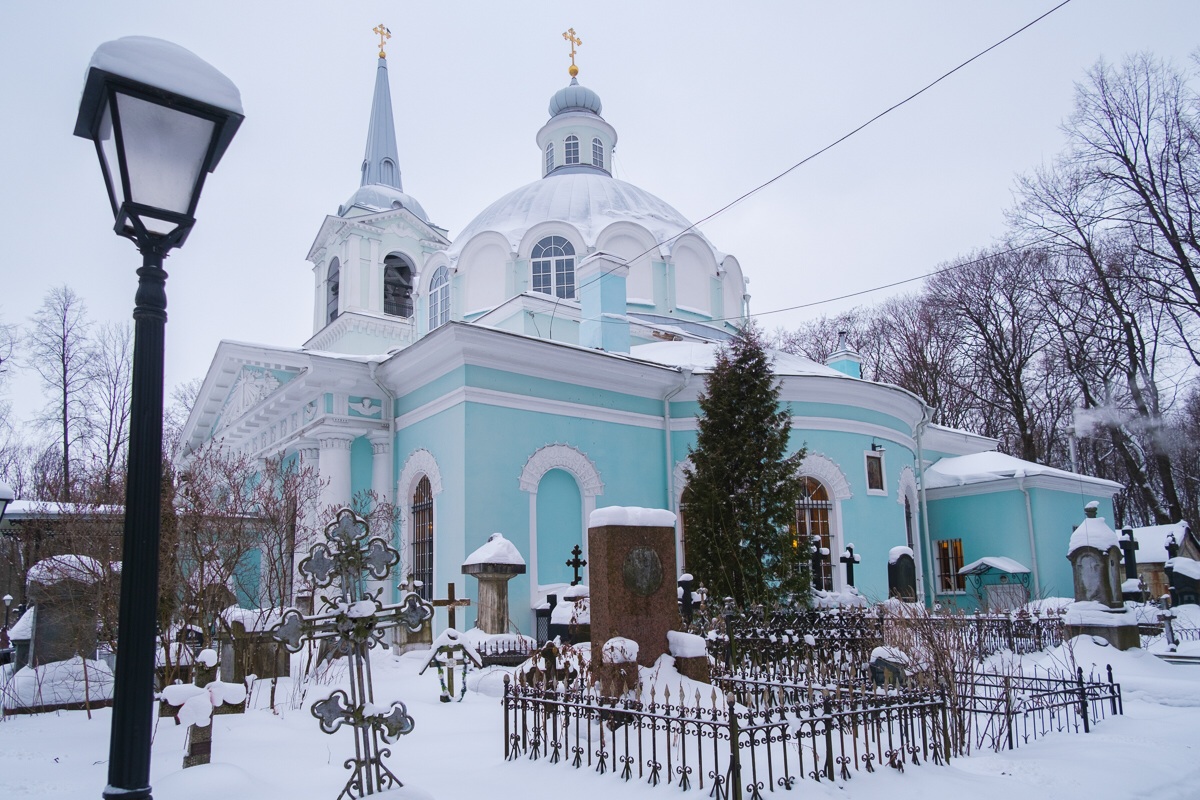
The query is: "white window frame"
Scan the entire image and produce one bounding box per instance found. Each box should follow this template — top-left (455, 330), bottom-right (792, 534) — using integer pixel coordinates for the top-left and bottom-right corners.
top-left (934, 538), bottom-right (966, 595)
top-left (864, 450), bottom-right (886, 496)
top-left (564, 135), bottom-right (580, 165)
top-left (545, 142), bottom-right (554, 174)
top-left (592, 137), bottom-right (604, 169)
top-left (428, 266), bottom-right (450, 330)
top-left (531, 236), bottom-right (576, 299)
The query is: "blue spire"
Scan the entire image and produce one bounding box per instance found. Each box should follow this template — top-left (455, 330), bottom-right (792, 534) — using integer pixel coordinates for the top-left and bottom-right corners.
top-left (360, 56), bottom-right (402, 190)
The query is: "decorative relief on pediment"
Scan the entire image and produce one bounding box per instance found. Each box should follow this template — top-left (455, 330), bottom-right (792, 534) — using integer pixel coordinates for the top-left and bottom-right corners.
top-left (223, 367), bottom-right (282, 420)
top-left (349, 396), bottom-right (382, 419)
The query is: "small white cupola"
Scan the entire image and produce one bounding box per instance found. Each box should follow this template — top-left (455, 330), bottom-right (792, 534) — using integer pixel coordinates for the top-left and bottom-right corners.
top-left (535, 46), bottom-right (617, 178)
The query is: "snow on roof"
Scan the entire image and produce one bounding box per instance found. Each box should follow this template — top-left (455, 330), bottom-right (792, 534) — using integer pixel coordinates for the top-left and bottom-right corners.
top-left (88, 36), bottom-right (243, 114)
top-left (220, 606), bottom-right (283, 633)
top-left (1167, 557), bottom-right (1200, 581)
top-left (1126, 521), bottom-right (1190, 564)
top-left (3, 501), bottom-right (123, 518)
top-left (589, 506), bottom-right (676, 528)
top-left (463, 532), bottom-right (525, 567)
top-left (888, 546), bottom-right (914, 564)
top-left (1068, 516), bottom-right (1121, 556)
top-left (448, 172), bottom-right (724, 262)
top-left (630, 340), bottom-right (843, 377)
top-left (924, 451), bottom-right (1120, 490)
top-left (28, 555), bottom-right (105, 585)
top-left (8, 606), bottom-right (34, 640)
top-left (958, 556), bottom-right (1031, 575)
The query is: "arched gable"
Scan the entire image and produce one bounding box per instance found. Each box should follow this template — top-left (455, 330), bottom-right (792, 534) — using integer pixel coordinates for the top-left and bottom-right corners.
top-left (517, 221), bottom-right (586, 262)
top-left (519, 444), bottom-right (603, 496)
top-left (797, 452), bottom-right (852, 500)
top-left (398, 448), bottom-right (444, 498)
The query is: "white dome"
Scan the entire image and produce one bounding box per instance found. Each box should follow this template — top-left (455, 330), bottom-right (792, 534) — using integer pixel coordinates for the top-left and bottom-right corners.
top-left (448, 171), bottom-right (721, 261)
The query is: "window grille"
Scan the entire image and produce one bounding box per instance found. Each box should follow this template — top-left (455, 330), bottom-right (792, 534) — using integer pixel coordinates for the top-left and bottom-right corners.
top-left (411, 477), bottom-right (434, 601)
top-left (795, 477), bottom-right (833, 591)
top-left (935, 538), bottom-right (966, 592)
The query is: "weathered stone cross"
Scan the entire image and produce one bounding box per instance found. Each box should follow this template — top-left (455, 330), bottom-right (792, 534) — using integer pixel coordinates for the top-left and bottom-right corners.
top-left (432, 582), bottom-right (471, 630)
top-left (270, 508), bottom-right (430, 798)
top-left (1119, 528), bottom-right (1140, 581)
top-left (565, 544), bottom-right (587, 586)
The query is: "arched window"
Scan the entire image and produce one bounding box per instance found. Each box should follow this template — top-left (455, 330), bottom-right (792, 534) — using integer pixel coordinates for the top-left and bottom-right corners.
top-left (592, 137), bottom-right (604, 169)
top-left (545, 142), bottom-right (554, 174)
top-left (326, 258), bottom-right (340, 324)
top-left (531, 236), bottom-right (575, 299)
top-left (428, 266), bottom-right (450, 330)
top-left (795, 477), bottom-right (834, 591)
top-left (380, 158), bottom-right (397, 186)
top-left (383, 254), bottom-right (414, 317)
top-left (564, 135), bottom-right (579, 165)
top-left (411, 476), bottom-right (433, 601)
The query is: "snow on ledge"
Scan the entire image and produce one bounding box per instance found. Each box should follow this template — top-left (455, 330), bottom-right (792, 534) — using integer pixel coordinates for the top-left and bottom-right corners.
top-left (28, 554), bottom-right (105, 585)
top-left (1167, 557), bottom-right (1200, 581)
top-left (888, 546), bottom-right (913, 564)
top-left (1068, 517), bottom-right (1120, 556)
top-left (589, 506), bottom-right (676, 528)
top-left (602, 637), bottom-right (639, 664)
top-left (463, 532), bottom-right (525, 567)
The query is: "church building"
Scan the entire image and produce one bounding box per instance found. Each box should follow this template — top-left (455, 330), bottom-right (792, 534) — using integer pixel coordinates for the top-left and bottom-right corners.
top-left (179, 34), bottom-right (1122, 631)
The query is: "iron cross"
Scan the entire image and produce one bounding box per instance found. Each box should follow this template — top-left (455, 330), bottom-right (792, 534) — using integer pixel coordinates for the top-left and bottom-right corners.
top-left (840, 544), bottom-right (861, 587)
top-left (566, 544), bottom-right (587, 586)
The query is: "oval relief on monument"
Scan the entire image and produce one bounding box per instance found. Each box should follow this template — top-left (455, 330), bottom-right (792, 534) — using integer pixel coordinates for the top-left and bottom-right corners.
top-left (622, 546), bottom-right (663, 596)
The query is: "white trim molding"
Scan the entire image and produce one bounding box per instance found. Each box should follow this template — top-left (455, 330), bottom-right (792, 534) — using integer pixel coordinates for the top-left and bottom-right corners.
top-left (797, 452), bottom-right (852, 500)
top-left (897, 466), bottom-right (918, 507)
top-left (396, 448), bottom-right (444, 589)
top-left (519, 444), bottom-right (604, 607)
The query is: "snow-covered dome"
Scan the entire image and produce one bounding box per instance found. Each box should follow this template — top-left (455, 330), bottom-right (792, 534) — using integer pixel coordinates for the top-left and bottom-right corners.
top-left (448, 171), bottom-right (720, 260)
top-left (549, 77), bottom-right (602, 116)
top-left (340, 183), bottom-right (430, 223)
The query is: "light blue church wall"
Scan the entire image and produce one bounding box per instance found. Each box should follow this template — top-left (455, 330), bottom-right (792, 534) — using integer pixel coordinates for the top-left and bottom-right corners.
top-left (350, 435), bottom-right (373, 503)
top-left (535, 469), bottom-right (582, 585)
top-left (924, 488), bottom-right (1115, 610)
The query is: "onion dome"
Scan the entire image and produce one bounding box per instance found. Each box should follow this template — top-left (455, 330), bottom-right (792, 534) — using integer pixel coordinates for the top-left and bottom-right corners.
top-left (549, 77), bottom-right (602, 117)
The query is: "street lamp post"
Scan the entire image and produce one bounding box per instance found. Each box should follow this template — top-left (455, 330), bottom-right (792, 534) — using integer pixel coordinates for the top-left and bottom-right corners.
top-left (74, 37), bottom-right (242, 800)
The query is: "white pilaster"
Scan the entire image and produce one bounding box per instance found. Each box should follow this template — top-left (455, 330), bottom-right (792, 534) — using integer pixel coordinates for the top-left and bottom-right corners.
top-left (318, 432), bottom-right (355, 511)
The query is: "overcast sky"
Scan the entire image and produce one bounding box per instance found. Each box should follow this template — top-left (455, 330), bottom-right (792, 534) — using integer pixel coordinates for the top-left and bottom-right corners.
top-left (2, 1), bottom-right (1199, 429)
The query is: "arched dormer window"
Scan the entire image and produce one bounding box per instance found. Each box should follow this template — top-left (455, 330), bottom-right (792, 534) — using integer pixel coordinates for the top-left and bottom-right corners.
top-left (545, 143), bottom-right (554, 174)
top-left (592, 137), bottom-right (604, 169)
top-left (564, 135), bottom-right (579, 165)
top-left (326, 258), bottom-right (340, 324)
top-left (383, 254), bottom-right (414, 317)
top-left (531, 236), bottom-right (575, 299)
top-left (428, 266), bottom-right (450, 330)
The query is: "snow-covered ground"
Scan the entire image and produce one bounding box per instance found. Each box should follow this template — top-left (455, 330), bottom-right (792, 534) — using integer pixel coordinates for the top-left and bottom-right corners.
top-left (3, 632), bottom-right (1200, 799)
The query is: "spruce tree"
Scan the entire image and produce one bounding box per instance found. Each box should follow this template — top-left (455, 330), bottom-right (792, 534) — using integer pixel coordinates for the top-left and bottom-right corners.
top-left (682, 323), bottom-right (809, 607)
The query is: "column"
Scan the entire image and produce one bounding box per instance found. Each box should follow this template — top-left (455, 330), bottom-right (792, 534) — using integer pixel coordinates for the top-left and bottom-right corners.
top-left (318, 432), bottom-right (355, 512)
top-left (367, 432), bottom-right (393, 602)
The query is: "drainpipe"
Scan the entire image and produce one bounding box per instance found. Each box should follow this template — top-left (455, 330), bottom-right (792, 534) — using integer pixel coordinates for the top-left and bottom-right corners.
top-left (1014, 473), bottom-right (1042, 596)
top-left (914, 404), bottom-right (933, 603)
top-left (664, 367), bottom-right (693, 572)
top-left (368, 360), bottom-right (397, 595)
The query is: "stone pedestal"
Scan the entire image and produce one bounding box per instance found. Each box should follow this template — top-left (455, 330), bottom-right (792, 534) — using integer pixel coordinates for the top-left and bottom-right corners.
top-left (461, 532), bottom-right (526, 635)
top-left (588, 513), bottom-right (677, 669)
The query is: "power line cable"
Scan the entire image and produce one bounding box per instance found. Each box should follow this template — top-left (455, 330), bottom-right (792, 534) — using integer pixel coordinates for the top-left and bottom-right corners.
top-left (570, 0), bottom-right (1073, 302)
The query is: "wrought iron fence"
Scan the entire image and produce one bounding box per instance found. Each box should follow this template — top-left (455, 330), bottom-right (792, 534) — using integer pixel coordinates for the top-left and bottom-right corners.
top-left (950, 665), bottom-right (1122, 752)
top-left (503, 675), bottom-right (952, 799)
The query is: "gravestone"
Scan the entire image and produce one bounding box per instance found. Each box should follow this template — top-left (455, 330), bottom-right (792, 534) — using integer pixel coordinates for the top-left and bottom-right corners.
top-left (1165, 557), bottom-right (1200, 606)
top-left (587, 506), bottom-right (677, 674)
top-left (461, 533), bottom-right (525, 634)
top-left (888, 547), bottom-right (917, 601)
top-left (1065, 502), bottom-right (1139, 649)
top-left (391, 574), bottom-right (434, 654)
top-left (26, 555), bottom-right (103, 667)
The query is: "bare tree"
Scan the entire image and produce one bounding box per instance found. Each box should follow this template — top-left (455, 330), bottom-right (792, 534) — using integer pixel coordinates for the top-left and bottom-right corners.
top-left (84, 322), bottom-right (132, 502)
top-left (26, 287), bottom-right (94, 502)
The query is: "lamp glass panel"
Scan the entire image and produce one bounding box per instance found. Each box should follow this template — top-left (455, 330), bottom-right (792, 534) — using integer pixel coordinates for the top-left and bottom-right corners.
top-left (115, 92), bottom-right (216, 215)
top-left (97, 103), bottom-right (125, 209)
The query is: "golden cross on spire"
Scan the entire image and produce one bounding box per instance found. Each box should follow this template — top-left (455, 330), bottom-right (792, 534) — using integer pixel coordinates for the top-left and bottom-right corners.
top-left (373, 23), bottom-right (392, 58)
top-left (562, 27), bottom-right (582, 78)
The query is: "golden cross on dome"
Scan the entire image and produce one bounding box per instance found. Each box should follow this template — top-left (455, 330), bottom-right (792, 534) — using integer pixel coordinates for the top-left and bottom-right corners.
top-left (562, 27), bottom-right (582, 77)
top-left (374, 23), bottom-right (392, 58)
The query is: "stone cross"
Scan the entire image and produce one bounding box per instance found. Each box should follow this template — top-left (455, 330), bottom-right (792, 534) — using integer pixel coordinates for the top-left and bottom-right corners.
top-left (373, 23), bottom-right (391, 58)
top-left (270, 508), bottom-right (423, 798)
top-left (565, 544), bottom-right (587, 586)
top-left (432, 583), bottom-right (471, 630)
top-left (840, 544), bottom-right (861, 587)
top-left (1119, 528), bottom-right (1139, 581)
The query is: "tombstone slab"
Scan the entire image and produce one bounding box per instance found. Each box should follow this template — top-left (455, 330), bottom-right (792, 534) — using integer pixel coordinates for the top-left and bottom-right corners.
top-left (587, 507), bottom-right (677, 670)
